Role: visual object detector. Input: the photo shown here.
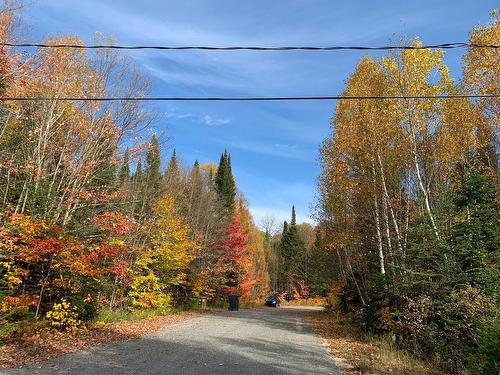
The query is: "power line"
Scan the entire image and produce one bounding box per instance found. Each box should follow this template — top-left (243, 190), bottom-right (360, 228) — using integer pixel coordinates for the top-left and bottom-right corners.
top-left (1, 42), bottom-right (498, 51)
top-left (0, 94), bottom-right (497, 102)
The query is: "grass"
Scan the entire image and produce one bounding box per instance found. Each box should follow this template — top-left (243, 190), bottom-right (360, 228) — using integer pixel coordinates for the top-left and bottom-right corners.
top-left (95, 304), bottom-right (213, 324)
top-left (306, 310), bottom-right (444, 375)
top-left (281, 297), bottom-right (326, 307)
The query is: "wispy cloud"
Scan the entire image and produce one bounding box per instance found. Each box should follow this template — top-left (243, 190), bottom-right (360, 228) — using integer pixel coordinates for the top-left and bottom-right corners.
top-left (199, 115), bottom-right (231, 126)
top-left (218, 138), bottom-right (311, 161)
top-left (165, 110), bottom-right (231, 127)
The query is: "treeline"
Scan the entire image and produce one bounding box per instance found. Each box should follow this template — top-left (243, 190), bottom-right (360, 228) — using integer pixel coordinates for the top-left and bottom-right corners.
top-left (315, 11), bottom-right (499, 374)
top-left (265, 206), bottom-right (332, 299)
top-left (0, 5), bottom-right (269, 329)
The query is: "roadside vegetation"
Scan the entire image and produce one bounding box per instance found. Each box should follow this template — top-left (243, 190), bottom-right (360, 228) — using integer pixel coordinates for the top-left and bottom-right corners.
top-left (0, 2), bottom-right (497, 374)
top-left (312, 10), bottom-right (499, 375)
top-left (0, 3), bottom-right (270, 365)
top-left (307, 310), bottom-right (445, 375)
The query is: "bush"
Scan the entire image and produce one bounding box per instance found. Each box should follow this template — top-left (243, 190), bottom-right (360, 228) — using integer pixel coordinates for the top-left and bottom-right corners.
top-left (66, 295), bottom-right (98, 321)
top-left (45, 299), bottom-right (80, 329)
top-left (468, 317), bottom-right (500, 375)
top-left (0, 294), bottom-right (37, 320)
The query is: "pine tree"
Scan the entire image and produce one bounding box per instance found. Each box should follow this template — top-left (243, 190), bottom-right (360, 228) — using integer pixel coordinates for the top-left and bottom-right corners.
top-left (215, 150), bottom-right (236, 213)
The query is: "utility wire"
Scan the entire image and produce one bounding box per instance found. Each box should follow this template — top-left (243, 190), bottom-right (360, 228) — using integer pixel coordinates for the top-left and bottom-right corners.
top-left (0, 42), bottom-right (498, 51)
top-left (0, 94), bottom-right (497, 102)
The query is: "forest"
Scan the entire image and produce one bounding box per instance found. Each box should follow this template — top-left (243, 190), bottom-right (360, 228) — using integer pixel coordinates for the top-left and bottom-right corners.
top-left (0, 2), bottom-right (498, 374)
top-left (314, 10), bottom-right (499, 375)
top-left (0, 4), bottom-right (270, 334)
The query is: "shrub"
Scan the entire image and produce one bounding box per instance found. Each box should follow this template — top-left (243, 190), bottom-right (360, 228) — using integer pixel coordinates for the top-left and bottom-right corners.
top-left (66, 294), bottom-right (98, 321)
top-left (0, 294), bottom-right (37, 319)
top-left (45, 299), bottom-right (80, 329)
top-left (468, 317), bottom-right (500, 375)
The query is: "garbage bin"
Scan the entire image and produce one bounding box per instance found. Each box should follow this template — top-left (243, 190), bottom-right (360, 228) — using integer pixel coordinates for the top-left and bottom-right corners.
top-left (228, 294), bottom-right (239, 311)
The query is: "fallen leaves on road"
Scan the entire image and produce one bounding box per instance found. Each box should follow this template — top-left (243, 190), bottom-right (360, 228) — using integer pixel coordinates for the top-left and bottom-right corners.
top-left (306, 311), bottom-right (443, 375)
top-left (0, 312), bottom-right (201, 368)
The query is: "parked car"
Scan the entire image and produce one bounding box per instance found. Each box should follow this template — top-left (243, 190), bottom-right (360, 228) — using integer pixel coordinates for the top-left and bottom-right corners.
top-left (265, 295), bottom-right (281, 307)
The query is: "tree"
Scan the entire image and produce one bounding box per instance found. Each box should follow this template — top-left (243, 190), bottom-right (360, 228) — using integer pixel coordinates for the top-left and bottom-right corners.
top-left (164, 149), bottom-right (181, 187)
top-left (119, 148), bottom-right (131, 183)
top-left (279, 206), bottom-right (306, 292)
top-left (150, 194), bottom-right (197, 289)
top-left (450, 163), bottom-right (499, 296)
top-left (463, 10), bottom-right (499, 175)
top-left (146, 134), bottom-right (161, 193)
top-left (214, 150), bottom-right (236, 213)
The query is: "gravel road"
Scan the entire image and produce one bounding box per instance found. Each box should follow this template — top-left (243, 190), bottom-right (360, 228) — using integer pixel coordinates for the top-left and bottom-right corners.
top-left (4, 307), bottom-right (338, 375)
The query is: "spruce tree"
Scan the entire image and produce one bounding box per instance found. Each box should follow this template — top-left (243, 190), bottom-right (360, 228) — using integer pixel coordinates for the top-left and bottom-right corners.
top-left (215, 149), bottom-right (236, 213)
top-left (450, 163), bottom-right (499, 296)
top-left (279, 206), bottom-right (306, 289)
top-left (145, 134), bottom-right (161, 192)
top-left (133, 159), bottom-right (143, 182)
top-left (164, 149), bottom-right (181, 187)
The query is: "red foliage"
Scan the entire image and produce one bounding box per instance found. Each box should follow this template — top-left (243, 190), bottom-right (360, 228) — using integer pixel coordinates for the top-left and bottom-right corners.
top-left (92, 211), bottom-right (135, 236)
top-left (30, 238), bottom-right (63, 262)
top-left (220, 215), bottom-right (248, 264)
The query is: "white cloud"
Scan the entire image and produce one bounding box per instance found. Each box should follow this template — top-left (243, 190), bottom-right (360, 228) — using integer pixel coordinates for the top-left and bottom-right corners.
top-left (214, 138), bottom-right (311, 161)
top-left (165, 110), bottom-right (231, 127)
top-left (199, 115), bottom-right (231, 126)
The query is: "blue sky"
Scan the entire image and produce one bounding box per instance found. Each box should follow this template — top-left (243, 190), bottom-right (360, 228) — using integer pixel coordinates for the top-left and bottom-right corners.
top-left (25, 0), bottom-right (496, 225)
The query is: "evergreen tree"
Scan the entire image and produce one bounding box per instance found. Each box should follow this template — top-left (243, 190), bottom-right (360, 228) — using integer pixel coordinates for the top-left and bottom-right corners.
top-left (119, 148), bottom-right (130, 183)
top-left (93, 143), bottom-right (117, 192)
top-left (279, 207), bottom-right (306, 289)
top-left (215, 149), bottom-right (236, 213)
top-left (450, 163), bottom-right (499, 296)
top-left (308, 227), bottom-right (337, 295)
top-left (145, 134), bottom-right (161, 192)
top-left (133, 159), bottom-right (143, 182)
top-left (164, 149), bottom-right (181, 187)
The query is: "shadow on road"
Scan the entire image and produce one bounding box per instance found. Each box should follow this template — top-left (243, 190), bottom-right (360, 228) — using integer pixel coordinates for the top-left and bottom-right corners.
top-left (4, 308), bottom-right (338, 375)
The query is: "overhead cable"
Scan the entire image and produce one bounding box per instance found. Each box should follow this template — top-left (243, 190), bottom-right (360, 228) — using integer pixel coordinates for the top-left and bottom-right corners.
top-left (1, 42), bottom-right (498, 51)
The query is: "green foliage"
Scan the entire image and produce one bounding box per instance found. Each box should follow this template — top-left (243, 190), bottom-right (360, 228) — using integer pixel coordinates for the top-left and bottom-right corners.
top-left (279, 206), bottom-right (306, 277)
top-left (450, 164), bottom-right (500, 297)
top-left (469, 317), bottom-right (500, 375)
top-left (164, 149), bottom-right (181, 186)
top-left (119, 148), bottom-right (131, 183)
top-left (97, 308), bottom-right (133, 323)
top-left (66, 294), bottom-right (98, 322)
top-left (215, 150), bottom-right (236, 213)
top-left (146, 134), bottom-right (162, 192)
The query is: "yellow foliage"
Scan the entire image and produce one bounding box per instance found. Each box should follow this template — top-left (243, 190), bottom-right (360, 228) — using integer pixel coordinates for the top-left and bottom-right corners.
top-left (129, 252), bottom-right (171, 311)
top-left (0, 261), bottom-right (27, 289)
top-left (45, 299), bottom-right (80, 329)
top-left (0, 294), bottom-right (37, 314)
top-left (151, 194), bottom-right (198, 287)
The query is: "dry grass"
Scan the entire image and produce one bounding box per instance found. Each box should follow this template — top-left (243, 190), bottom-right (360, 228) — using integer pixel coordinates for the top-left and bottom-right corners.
top-left (0, 311), bottom-right (202, 368)
top-left (281, 297), bottom-right (326, 307)
top-left (306, 311), bottom-right (444, 375)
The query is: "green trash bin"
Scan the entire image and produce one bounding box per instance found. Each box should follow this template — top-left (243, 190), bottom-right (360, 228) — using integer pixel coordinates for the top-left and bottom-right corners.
top-left (228, 295), bottom-right (239, 311)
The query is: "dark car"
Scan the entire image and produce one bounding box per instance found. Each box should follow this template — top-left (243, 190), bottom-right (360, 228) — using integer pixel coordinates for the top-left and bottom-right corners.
top-left (265, 295), bottom-right (280, 307)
